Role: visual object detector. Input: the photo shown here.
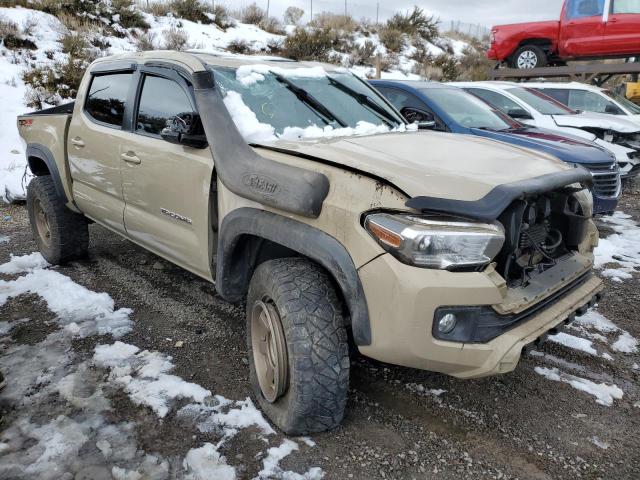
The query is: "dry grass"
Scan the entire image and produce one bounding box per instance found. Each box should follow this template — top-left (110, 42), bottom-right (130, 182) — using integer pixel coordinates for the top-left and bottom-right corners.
top-left (379, 27), bottom-right (405, 53)
top-left (310, 12), bottom-right (357, 33)
top-left (162, 27), bottom-right (190, 51)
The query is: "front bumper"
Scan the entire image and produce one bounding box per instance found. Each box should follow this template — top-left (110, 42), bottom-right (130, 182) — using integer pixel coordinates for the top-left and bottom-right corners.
top-left (357, 254), bottom-right (603, 379)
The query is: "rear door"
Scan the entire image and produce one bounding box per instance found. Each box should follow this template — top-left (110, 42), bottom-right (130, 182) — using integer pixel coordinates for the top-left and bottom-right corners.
top-left (603, 0), bottom-right (640, 54)
top-left (68, 66), bottom-right (137, 234)
top-left (560, 0), bottom-right (607, 56)
top-left (120, 65), bottom-right (214, 279)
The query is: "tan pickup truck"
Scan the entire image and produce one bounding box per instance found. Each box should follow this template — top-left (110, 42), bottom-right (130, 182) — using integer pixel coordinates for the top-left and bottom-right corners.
top-left (17, 51), bottom-right (603, 434)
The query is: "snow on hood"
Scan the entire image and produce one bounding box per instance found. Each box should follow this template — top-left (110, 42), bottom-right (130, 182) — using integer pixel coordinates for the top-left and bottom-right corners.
top-left (553, 111), bottom-right (640, 133)
top-left (258, 132), bottom-right (573, 202)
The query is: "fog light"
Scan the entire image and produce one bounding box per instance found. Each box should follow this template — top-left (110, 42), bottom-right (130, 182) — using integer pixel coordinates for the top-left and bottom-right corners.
top-left (438, 313), bottom-right (457, 334)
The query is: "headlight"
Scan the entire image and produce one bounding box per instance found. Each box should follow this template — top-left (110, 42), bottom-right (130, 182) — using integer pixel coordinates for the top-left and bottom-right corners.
top-left (364, 213), bottom-right (505, 270)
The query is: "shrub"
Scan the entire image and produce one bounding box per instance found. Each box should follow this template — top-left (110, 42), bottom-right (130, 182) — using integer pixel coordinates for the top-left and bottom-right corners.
top-left (227, 39), bottom-right (250, 54)
top-left (211, 4), bottom-right (234, 29)
top-left (170, 0), bottom-right (212, 24)
top-left (349, 40), bottom-right (376, 66)
top-left (284, 6), bottom-right (304, 25)
top-left (281, 27), bottom-right (333, 62)
top-left (136, 31), bottom-right (156, 51)
top-left (432, 54), bottom-right (460, 81)
top-left (260, 17), bottom-right (284, 35)
top-left (266, 37), bottom-right (283, 55)
top-left (145, 1), bottom-right (172, 17)
top-left (457, 46), bottom-right (492, 81)
top-left (379, 27), bottom-right (405, 52)
top-left (310, 12), bottom-right (357, 33)
top-left (241, 3), bottom-right (265, 25)
top-left (0, 15), bottom-right (37, 50)
top-left (162, 27), bottom-right (190, 51)
top-left (112, 0), bottom-right (149, 30)
top-left (61, 32), bottom-right (88, 56)
top-left (387, 6), bottom-right (439, 43)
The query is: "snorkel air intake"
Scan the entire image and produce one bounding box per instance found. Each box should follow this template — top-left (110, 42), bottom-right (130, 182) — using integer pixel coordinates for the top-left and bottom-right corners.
top-left (191, 70), bottom-right (330, 218)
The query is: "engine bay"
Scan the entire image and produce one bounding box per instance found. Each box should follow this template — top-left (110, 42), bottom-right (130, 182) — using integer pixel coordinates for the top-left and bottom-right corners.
top-left (496, 190), bottom-right (589, 287)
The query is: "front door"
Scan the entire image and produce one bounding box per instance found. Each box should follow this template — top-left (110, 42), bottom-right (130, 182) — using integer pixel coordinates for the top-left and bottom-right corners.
top-left (120, 67), bottom-right (214, 279)
top-left (603, 0), bottom-right (640, 55)
top-left (560, 0), bottom-right (607, 57)
top-left (67, 70), bottom-right (136, 234)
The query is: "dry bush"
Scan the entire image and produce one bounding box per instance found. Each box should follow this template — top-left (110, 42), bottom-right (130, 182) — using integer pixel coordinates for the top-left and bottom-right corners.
top-left (112, 0), bottom-right (149, 30)
top-left (310, 12), bottom-right (357, 32)
top-left (414, 54), bottom-right (459, 81)
top-left (379, 27), bottom-right (405, 52)
top-left (259, 17), bottom-right (284, 35)
top-left (0, 14), bottom-right (37, 50)
top-left (136, 31), bottom-right (156, 51)
top-left (387, 6), bottom-right (439, 43)
top-left (170, 0), bottom-right (212, 24)
top-left (211, 4), bottom-right (234, 29)
top-left (266, 37), bottom-right (283, 55)
top-left (241, 3), bottom-right (265, 25)
top-left (145, 1), bottom-right (171, 16)
top-left (162, 27), bottom-right (190, 51)
top-left (349, 40), bottom-right (376, 66)
top-left (61, 32), bottom-right (88, 56)
top-left (227, 39), bottom-right (250, 54)
top-left (457, 46), bottom-right (492, 81)
top-left (284, 6), bottom-right (304, 25)
top-left (281, 27), bottom-right (334, 62)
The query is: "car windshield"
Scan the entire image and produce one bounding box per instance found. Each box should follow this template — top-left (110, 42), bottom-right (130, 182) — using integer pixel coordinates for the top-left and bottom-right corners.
top-left (604, 90), bottom-right (640, 115)
top-left (211, 66), bottom-right (405, 142)
top-left (419, 87), bottom-right (518, 131)
top-left (507, 87), bottom-right (576, 115)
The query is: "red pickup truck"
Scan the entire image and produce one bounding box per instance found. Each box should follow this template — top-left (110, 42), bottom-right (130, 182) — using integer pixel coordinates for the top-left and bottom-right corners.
top-left (488, 0), bottom-right (640, 69)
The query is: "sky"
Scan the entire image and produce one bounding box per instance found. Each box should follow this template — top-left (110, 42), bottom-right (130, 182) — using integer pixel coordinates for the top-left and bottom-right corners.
top-left (241, 0), bottom-right (565, 28)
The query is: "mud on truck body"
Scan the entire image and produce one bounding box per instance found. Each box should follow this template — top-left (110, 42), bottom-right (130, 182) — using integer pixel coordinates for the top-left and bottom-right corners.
top-left (17, 51), bottom-right (603, 434)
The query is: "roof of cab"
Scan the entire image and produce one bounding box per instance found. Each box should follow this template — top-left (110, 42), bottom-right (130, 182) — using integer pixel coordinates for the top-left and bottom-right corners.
top-left (89, 50), bottom-right (342, 73)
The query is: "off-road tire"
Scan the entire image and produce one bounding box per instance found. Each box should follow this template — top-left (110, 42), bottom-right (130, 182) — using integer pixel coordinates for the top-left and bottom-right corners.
top-left (27, 176), bottom-right (89, 264)
top-left (510, 44), bottom-right (548, 69)
top-left (246, 258), bottom-right (350, 435)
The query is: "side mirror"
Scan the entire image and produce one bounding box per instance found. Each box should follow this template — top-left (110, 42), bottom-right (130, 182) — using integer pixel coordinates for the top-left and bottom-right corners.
top-left (161, 112), bottom-right (208, 149)
top-left (401, 107), bottom-right (437, 130)
top-left (507, 108), bottom-right (533, 120)
top-left (605, 104), bottom-right (619, 115)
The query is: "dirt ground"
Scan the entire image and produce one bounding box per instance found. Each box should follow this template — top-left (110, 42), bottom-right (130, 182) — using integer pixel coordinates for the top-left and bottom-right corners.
top-left (1, 184), bottom-right (639, 480)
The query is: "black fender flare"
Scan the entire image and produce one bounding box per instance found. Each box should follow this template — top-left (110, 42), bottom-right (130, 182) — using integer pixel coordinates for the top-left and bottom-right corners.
top-left (217, 207), bottom-right (372, 346)
top-left (26, 143), bottom-right (67, 201)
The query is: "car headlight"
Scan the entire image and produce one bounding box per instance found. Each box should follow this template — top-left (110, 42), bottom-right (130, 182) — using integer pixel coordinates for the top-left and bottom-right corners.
top-left (364, 213), bottom-right (505, 270)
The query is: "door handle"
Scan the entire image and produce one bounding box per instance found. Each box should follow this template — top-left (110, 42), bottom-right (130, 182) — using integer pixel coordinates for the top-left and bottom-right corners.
top-left (121, 152), bottom-right (141, 164)
top-left (609, 18), bottom-right (618, 23)
top-left (70, 137), bottom-right (85, 148)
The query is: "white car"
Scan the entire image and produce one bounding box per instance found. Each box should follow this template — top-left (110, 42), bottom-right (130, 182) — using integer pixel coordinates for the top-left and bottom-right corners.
top-left (527, 82), bottom-right (640, 127)
top-left (452, 81), bottom-right (640, 178)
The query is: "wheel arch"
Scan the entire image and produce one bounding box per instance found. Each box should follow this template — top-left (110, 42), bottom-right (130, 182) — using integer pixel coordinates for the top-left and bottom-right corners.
top-left (216, 207), bottom-right (372, 346)
top-left (26, 143), bottom-right (67, 201)
top-left (516, 38), bottom-right (553, 54)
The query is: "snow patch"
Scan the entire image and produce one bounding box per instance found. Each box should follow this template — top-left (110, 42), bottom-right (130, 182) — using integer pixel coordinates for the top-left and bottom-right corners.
top-left (257, 439), bottom-right (325, 480)
top-left (612, 331), bottom-right (638, 354)
top-left (0, 252), bottom-right (50, 274)
top-left (0, 235), bottom-right (9, 243)
top-left (591, 436), bottom-right (610, 450)
top-left (595, 211), bottom-right (640, 281)
top-left (534, 366), bottom-right (623, 406)
top-left (93, 343), bottom-right (210, 418)
top-left (183, 443), bottom-right (236, 480)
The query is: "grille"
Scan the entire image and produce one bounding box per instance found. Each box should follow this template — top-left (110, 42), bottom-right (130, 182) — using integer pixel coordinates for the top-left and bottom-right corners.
top-left (584, 163), bottom-right (620, 198)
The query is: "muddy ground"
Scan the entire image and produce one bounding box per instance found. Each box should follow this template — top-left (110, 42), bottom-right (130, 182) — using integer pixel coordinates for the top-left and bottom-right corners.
top-left (1, 184), bottom-right (639, 480)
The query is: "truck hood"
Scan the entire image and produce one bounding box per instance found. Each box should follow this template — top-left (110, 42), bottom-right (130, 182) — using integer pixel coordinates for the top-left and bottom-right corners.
top-left (258, 131), bottom-right (574, 202)
top-left (471, 127), bottom-right (614, 165)
top-left (552, 112), bottom-right (640, 133)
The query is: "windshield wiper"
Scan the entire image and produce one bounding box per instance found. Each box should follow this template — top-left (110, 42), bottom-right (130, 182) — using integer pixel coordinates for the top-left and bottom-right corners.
top-left (327, 77), bottom-right (399, 127)
top-left (271, 72), bottom-right (347, 128)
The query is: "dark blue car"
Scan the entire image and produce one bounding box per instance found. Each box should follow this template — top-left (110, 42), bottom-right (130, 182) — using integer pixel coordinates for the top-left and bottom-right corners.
top-left (370, 80), bottom-right (621, 215)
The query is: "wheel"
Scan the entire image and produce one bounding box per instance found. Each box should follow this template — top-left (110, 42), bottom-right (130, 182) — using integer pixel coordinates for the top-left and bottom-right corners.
top-left (246, 258), bottom-right (350, 435)
top-left (27, 176), bottom-right (89, 264)
top-left (510, 45), bottom-right (548, 69)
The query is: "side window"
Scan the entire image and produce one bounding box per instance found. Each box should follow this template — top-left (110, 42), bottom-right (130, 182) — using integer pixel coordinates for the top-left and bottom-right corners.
top-left (612, 0), bottom-right (640, 13)
top-left (136, 75), bottom-right (193, 137)
top-left (375, 87), bottom-right (425, 111)
top-left (569, 90), bottom-right (625, 114)
top-left (465, 88), bottom-right (523, 115)
top-left (566, 0), bottom-right (605, 19)
top-left (536, 88), bottom-right (570, 106)
top-left (85, 72), bottom-right (134, 127)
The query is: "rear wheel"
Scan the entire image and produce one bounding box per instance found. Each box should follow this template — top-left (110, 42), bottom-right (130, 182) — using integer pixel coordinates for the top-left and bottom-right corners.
top-left (510, 45), bottom-right (548, 69)
top-left (246, 258), bottom-right (350, 435)
top-left (27, 176), bottom-right (89, 264)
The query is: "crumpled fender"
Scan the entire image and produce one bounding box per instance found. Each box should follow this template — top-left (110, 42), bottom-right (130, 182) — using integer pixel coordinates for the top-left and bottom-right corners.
top-left (192, 70), bottom-right (330, 219)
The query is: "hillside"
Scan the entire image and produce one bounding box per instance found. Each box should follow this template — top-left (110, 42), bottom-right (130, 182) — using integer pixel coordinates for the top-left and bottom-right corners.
top-left (0, 1), bottom-right (487, 201)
